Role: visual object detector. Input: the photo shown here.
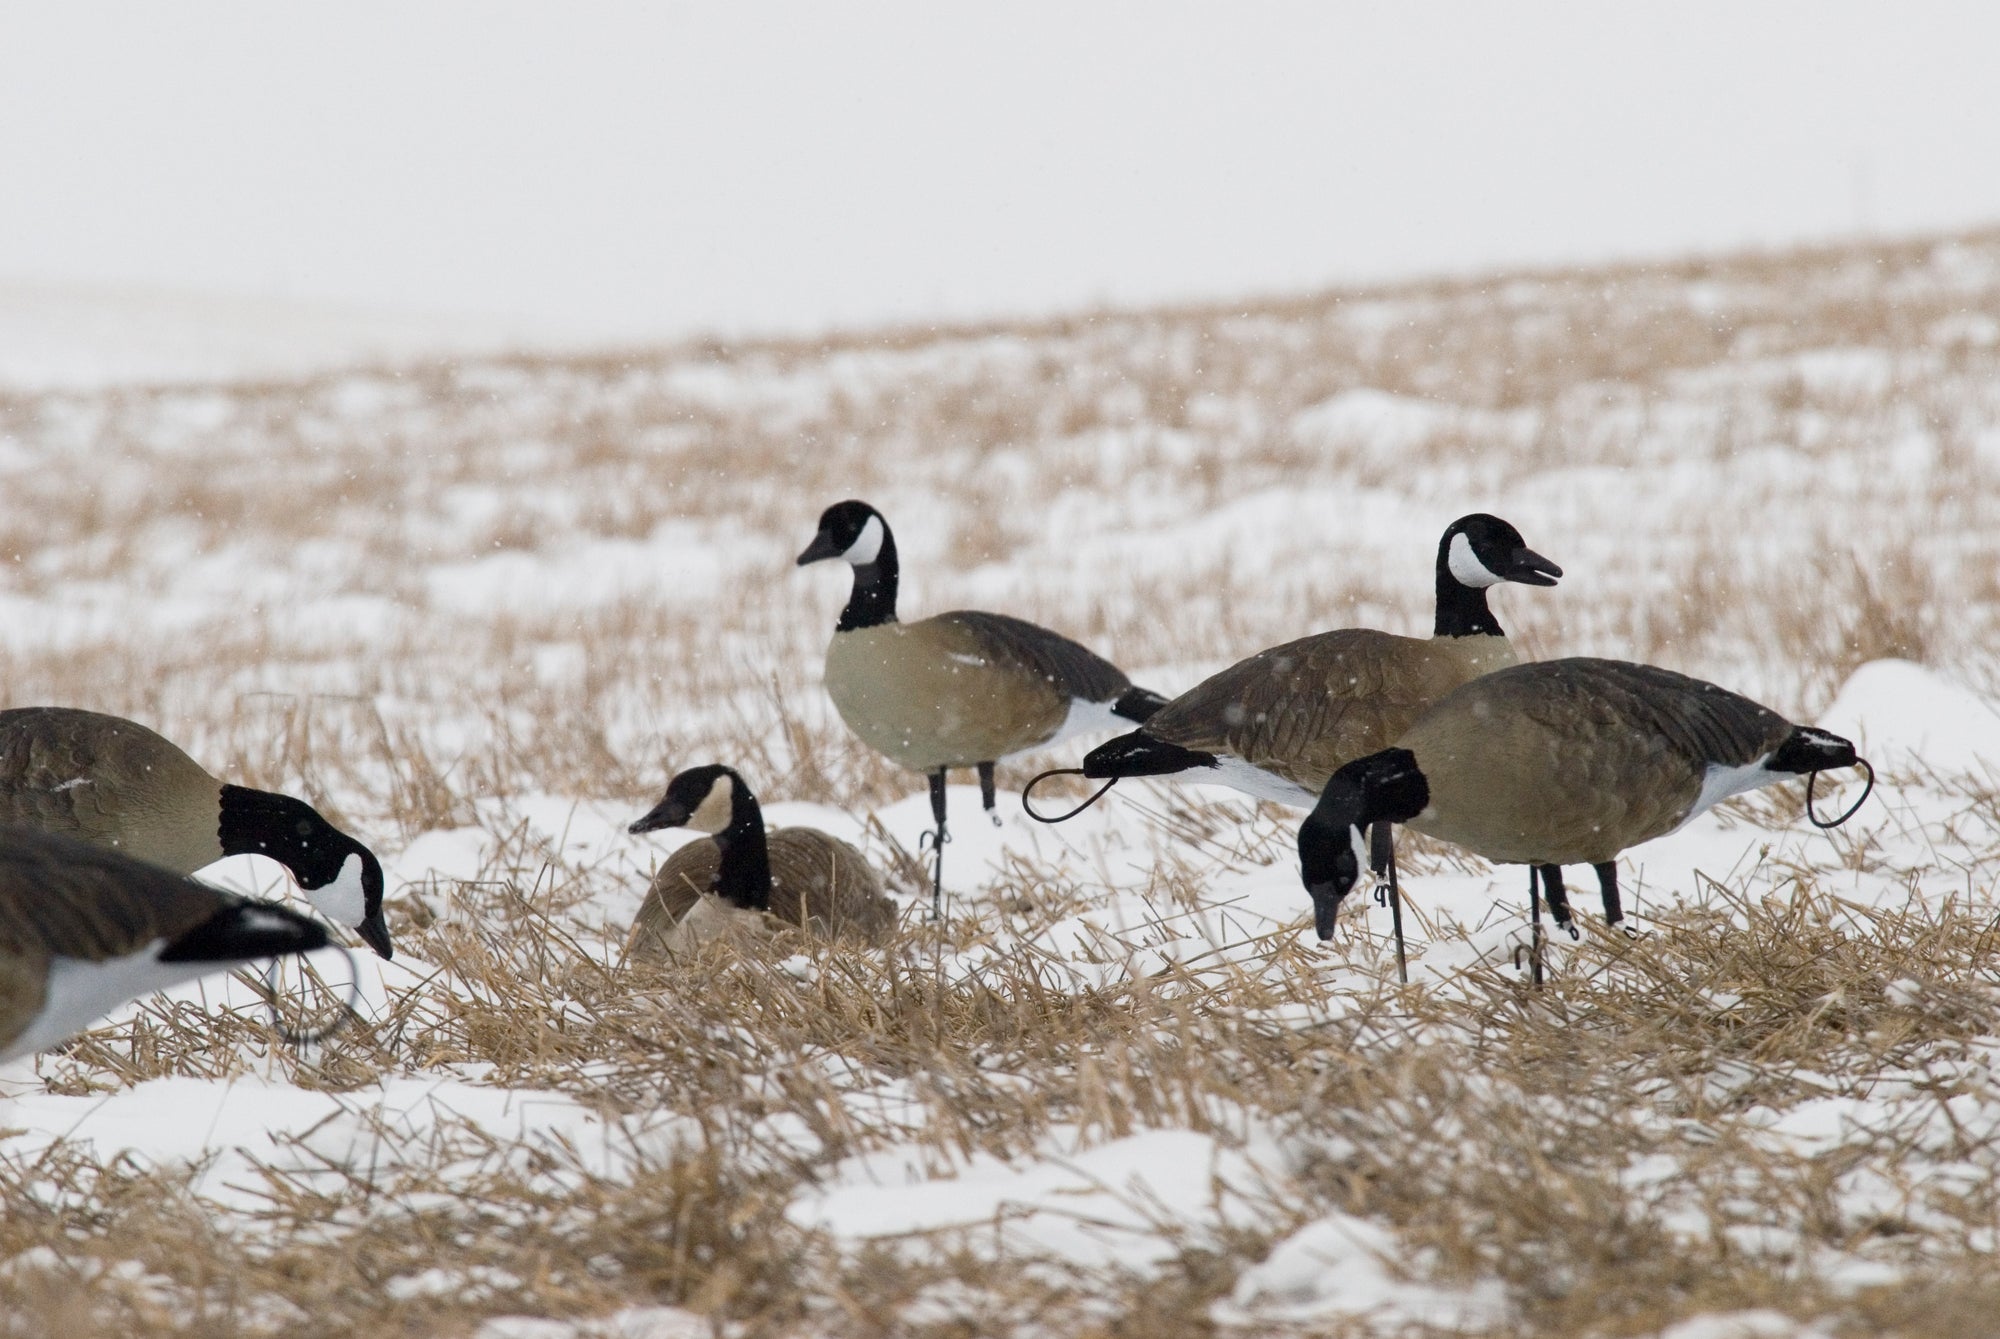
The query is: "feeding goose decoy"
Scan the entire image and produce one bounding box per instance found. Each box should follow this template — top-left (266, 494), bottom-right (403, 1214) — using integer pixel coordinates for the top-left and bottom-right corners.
top-left (0, 826), bottom-right (331, 1064)
top-left (626, 763), bottom-right (896, 963)
top-left (797, 499), bottom-right (1165, 915)
top-left (0, 708), bottom-right (393, 959)
top-left (1067, 514), bottom-right (1559, 867)
top-left (1295, 657), bottom-right (1872, 982)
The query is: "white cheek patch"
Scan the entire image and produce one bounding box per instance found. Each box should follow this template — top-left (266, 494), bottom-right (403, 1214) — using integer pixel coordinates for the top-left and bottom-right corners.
top-left (1446, 532), bottom-right (1505, 588)
top-left (689, 774), bottom-right (736, 834)
top-left (841, 514), bottom-right (885, 566)
top-left (305, 853), bottom-right (368, 928)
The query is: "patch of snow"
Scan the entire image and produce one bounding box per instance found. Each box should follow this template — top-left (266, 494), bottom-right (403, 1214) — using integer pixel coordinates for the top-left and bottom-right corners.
top-left (1, 1071), bottom-right (705, 1209)
top-left (1818, 659), bottom-right (2000, 777)
top-left (1215, 1211), bottom-right (1508, 1331)
top-left (387, 1265), bottom-right (523, 1302)
top-left (793, 1124), bottom-right (1284, 1274)
top-left (1659, 1311), bottom-right (1834, 1339)
top-left (1288, 388), bottom-right (1537, 473)
top-left (474, 1306), bottom-right (712, 1339)
top-left (391, 827), bottom-right (497, 888)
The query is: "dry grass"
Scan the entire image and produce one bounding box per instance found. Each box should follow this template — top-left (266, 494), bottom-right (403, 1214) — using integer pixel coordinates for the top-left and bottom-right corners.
top-left (13, 871), bottom-right (2000, 1336)
top-left (5, 226), bottom-right (2000, 1335)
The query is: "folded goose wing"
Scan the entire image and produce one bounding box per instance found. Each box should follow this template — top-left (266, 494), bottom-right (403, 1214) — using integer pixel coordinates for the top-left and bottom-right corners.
top-left (764, 828), bottom-right (893, 941)
top-left (933, 611), bottom-right (1134, 703)
top-left (1143, 629), bottom-right (1474, 794)
top-left (0, 827), bottom-right (326, 1062)
top-left (0, 829), bottom-right (227, 964)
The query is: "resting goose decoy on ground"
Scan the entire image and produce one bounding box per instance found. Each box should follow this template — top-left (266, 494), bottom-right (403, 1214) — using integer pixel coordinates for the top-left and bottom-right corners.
top-left (797, 500), bottom-right (1165, 915)
top-left (1295, 657), bottom-right (1869, 978)
top-left (0, 708), bottom-right (392, 959)
top-left (0, 826), bottom-right (330, 1064)
top-left (626, 763), bottom-right (895, 963)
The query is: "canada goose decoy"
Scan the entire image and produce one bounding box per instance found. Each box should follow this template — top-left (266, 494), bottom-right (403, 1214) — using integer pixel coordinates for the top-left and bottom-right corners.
top-left (1296, 657), bottom-right (1870, 981)
top-left (1080, 513), bottom-right (1562, 806)
top-left (797, 500), bottom-right (1165, 915)
top-left (1072, 514), bottom-right (1559, 876)
top-left (626, 763), bottom-right (895, 963)
top-left (0, 708), bottom-right (392, 959)
top-left (0, 826), bottom-right (330, 1064)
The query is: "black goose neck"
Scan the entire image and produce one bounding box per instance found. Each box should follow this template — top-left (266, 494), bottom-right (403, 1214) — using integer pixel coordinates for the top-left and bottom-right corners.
top-left (1359, 748), bottom-right (1430, 825)
top-left (1310, 771), bottom-right (1369, 833)
top-left (1434, 561), bottom-right (1505, 639)
top-left (837, 529), bottom-right (900, 631)
top-left (709, 785), bottom-right (773, 911)
top-left (1315, 748), bottom-right (1431, 829)
top-left (217, 784), bottom-right (357, 887)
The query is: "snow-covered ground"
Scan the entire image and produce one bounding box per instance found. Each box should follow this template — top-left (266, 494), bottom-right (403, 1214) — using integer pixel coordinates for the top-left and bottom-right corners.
top-left (3, 231), bottom-right (2000, 1335)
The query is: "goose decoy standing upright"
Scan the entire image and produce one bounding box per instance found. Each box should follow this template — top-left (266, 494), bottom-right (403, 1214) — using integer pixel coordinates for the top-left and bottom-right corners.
top-left (1077, 513), bottom-right (1559, 873)
top-left (626, 763), bottom-right (895, 962)
top-left (1296, 657), bottom-right (1869, 980)
top-left (0, 707), bottom-right (393, 958)
top-left (797, 500), bottom-right (1165, 915)
top-left (1083, 513), bottom-right (1561, 805)
top-left (1, 826), bottom-right (330, 1063)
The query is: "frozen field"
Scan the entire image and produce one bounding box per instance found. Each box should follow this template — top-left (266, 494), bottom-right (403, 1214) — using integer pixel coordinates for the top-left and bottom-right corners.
top-left (3, 229), bottom-right (2000, 1336)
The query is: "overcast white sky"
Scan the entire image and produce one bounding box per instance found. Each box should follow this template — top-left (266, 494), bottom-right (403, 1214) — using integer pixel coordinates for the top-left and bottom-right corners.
top-left (3, 2), bottom-right (1998, 358)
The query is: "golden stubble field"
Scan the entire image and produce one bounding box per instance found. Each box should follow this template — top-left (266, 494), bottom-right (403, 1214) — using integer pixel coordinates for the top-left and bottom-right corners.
top-left (2, 228), bottom-right (2000, 1337)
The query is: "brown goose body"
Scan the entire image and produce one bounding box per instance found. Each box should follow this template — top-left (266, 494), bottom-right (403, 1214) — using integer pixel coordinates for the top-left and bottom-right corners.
top-left (627, 826), bottom-right (890, 962)
top-left (1139, 628), bottom-right (1518, 803)
top-left (1081, 514), bottom-right (1561, 809)
top-left (0, 707), bottom-right (225, 873)
top-left (825, 610), bottom-right (1138, 772)
top-left (1394, 658), bottom-right (1798, 866)
top-left (0, 826), bottom-right (328, 1063)
top-left (0, 707), bottom-right (393, 958)
top-left (625, 764), bottom-right (896, 965)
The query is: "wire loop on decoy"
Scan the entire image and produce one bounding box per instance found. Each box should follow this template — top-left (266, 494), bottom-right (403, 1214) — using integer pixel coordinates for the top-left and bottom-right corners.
top-left (1021, 768), bottom-right (1118, 824)
top-left (1806, 757), bottom-right (1874, 830)
top-left (260, 944), bottom-right (362, 1048)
